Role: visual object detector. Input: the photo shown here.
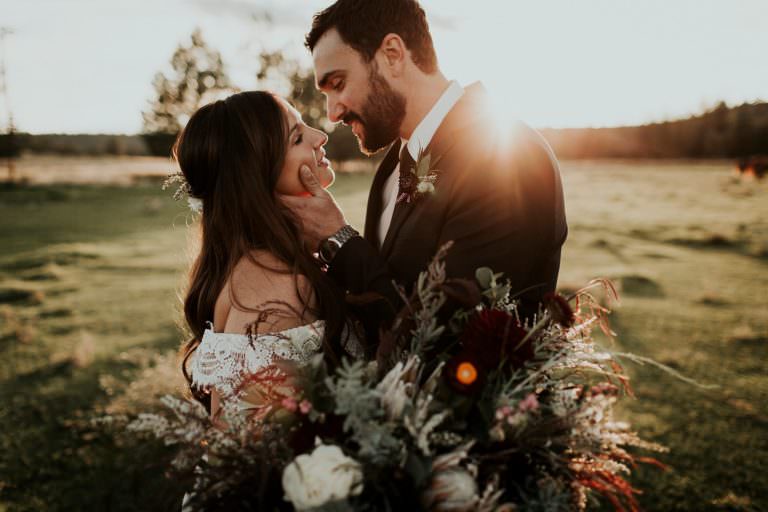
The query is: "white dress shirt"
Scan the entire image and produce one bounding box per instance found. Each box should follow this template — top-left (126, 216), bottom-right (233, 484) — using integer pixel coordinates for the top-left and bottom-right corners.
top-left (377, 80), bottom-right (464, 247)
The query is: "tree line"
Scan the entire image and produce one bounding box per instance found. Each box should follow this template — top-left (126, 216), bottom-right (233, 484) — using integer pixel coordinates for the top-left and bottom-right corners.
top-left (541, 101), bottom-right (768, 160)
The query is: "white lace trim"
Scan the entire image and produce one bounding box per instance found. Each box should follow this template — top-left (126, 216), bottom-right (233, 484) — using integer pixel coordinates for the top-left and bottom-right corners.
top-left (189, 320), bottom-right (324, 406)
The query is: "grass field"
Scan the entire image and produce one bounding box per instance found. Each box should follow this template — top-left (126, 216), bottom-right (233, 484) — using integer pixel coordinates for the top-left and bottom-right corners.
top-left (0, 157), bottom-right (766, 511)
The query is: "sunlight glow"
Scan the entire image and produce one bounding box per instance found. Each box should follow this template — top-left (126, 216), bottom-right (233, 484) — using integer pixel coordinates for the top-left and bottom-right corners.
top-left (0, 0), bottom-right (766, 133)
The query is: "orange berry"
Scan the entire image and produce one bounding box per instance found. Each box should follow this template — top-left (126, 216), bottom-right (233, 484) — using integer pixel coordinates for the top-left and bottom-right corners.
top-left (456, 362), bottom-right (478, 385)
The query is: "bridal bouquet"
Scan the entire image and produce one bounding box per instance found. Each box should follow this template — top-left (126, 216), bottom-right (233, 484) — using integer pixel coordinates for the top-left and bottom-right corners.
top-left (128, 243), bottom-right (667, 511)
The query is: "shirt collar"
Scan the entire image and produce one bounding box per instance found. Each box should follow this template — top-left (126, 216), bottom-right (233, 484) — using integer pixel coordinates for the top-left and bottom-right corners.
top-left (403, 80), bottom-right (464, 161)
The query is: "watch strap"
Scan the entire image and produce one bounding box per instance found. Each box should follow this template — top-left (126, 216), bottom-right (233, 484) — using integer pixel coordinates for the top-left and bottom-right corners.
top-left (330, 224), bottom-right (359, 246)
top-left (318, 224), bottom-right (360, 265)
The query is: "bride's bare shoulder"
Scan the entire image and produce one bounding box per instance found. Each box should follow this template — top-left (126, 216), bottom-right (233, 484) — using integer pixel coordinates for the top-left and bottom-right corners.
top-left (222, 250), bottom-right (315, 334)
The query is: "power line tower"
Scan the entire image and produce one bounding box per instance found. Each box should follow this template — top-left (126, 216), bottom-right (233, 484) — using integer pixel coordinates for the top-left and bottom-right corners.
top-left (0, 27), bottom-right (18, 182)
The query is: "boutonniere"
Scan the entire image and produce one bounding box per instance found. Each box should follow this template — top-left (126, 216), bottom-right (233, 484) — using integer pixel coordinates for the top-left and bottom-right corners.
top-left (397, 147), bottom-right (442, 204)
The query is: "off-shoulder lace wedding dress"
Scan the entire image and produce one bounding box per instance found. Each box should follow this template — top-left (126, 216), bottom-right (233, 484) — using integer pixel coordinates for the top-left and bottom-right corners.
top-left (189, 320), bottom-right (326, 414)
top-left (182, 320), bottom-right (361, 510)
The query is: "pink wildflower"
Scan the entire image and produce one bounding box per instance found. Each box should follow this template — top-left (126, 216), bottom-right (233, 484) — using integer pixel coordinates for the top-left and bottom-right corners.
top-left (281, 397), bottom-right (298, 412)
top-left (519, 393), bottom-right (539, 412)
top-left (299, 399), bottom-right (312, 414)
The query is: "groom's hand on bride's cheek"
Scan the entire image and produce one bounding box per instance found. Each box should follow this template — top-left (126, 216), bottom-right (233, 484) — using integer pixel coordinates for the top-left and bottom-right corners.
top-left (278, 165), bottom-right (347, 251)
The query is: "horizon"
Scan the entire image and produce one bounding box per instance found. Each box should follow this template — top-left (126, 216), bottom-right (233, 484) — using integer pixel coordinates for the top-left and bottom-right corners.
top-left (13, 99), bottom-right (761, 137)
top-left (1, 0), bottom-right (766, 134)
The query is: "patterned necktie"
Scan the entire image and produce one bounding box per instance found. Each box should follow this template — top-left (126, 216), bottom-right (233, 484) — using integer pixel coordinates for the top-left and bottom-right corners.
top-left (397, 145), bottom-right (416, 203)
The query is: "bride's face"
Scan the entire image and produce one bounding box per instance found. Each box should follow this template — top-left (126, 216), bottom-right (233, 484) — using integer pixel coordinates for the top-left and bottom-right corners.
top-left (276, 100), bottom-right (335, 196)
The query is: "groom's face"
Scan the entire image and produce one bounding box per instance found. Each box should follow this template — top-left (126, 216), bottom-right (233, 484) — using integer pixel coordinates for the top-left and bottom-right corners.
top-left (313, 29), bottom-right (406, 155)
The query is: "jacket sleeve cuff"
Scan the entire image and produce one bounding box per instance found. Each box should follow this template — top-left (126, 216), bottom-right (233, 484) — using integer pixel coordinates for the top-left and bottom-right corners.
top-left (327, 235), bottom-right (369, 291)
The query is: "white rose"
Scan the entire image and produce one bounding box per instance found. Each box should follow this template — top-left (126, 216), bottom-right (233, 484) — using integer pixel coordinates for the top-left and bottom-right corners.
top-left (416, 180), bottom-right (435, 194)
top-left (282, 441), bottom-right (363, 510)
top-left (421, 467), bottom-right (478, 511)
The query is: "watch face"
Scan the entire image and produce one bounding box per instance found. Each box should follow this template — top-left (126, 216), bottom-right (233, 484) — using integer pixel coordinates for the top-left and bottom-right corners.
top-left (319, 238), bottom-right (338, 262)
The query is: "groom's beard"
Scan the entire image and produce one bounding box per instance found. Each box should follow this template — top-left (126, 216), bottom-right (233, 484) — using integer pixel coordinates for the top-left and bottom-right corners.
top-left (343, 67), bottom-right (405, 155)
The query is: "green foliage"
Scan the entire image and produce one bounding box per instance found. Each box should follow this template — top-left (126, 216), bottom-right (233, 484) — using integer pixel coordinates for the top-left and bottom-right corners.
top-left (415, 150), bottom-right (431, 179)
top-left (0, 130), bottom-right (21, 158)
top-left (475, 267), bottom-right (511, 307)
top-left (142, 28), bottom-right (233, 135)
top-left (325, 359), bottom-right (401, 463)
top-left (255, 50), bottom-right (327, 132)
top-left (139, 31), bottom-right (364, 161)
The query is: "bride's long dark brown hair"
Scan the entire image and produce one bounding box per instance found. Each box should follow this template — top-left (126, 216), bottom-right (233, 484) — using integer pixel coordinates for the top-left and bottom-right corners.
top-left (174, 91), bottom-right (346, 408)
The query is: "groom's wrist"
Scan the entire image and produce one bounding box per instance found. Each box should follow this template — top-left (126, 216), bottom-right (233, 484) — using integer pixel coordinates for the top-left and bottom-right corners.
top-left (317, 224), bottom-right (360, 265)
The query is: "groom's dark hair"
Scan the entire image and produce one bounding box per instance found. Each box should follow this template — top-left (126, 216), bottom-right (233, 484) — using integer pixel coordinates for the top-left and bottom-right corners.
top-left (305, 0), bottom-right (438, 74)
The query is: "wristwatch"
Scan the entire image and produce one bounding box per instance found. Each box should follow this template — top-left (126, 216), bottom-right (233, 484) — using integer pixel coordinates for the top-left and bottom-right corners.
top-left (318, 224), bottom-right (360, 265)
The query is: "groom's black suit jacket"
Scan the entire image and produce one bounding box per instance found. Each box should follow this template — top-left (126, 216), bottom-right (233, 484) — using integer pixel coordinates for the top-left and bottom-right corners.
top-left (329, 83), bottom-right (567, 355)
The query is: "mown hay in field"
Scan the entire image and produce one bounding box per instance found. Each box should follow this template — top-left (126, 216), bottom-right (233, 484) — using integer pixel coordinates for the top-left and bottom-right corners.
top-left (641, 252), bottom-right (674, 260)
top-left (17, 263), bottom-right (64, 282)
top-left (2, 250), bottom-right (100, 272)
top-left (589, 237), bottom-right (626, 260)
top-left (617, 274), bottom-right (664, 297)
top-left (696, 292), bottom-right (729, 306)
top-left (667, 233), bottom-right (735, 248)
top-left (726, 324), bottom-right (767, 345)
top-left (39, 307), bottom-right (73, 318)
top-left (0, 287), bottom-right (45, 305)
top-left (0, 304), bottom-right (13, 321)
top-left (13, 324), bottom-right (37, 344)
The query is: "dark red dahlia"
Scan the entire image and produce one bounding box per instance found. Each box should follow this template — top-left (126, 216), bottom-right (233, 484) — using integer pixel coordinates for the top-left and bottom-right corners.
top-left (398, 170), bottom-right (416, 197)
top-left (460, 309), bottom-right (533, 372)
top-left (440, 278), bottom-right (482, 309)
top-left (543, 292), bottom-right (575, 327)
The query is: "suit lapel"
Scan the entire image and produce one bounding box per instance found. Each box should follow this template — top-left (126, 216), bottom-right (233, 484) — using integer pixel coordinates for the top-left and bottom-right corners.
top-left (380, 186), bottom-right (416, 258)
top-left (379, 83), bottom-right (489, 260)
top-left (363, 140), bottom-right (401, 247)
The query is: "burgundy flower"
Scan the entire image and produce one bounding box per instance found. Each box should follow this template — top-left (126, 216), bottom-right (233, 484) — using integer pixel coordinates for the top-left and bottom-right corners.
top-left (543, 292), bottom-right (575, 327)
top-left (398, 170), bottom-right (416, 200)
top-left (460, 309), bottom-right (534, 372)
top-left (440, 278), bottom-right (483, 309)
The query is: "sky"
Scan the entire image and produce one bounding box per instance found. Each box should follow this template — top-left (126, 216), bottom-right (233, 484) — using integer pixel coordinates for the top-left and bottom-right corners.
top-left (0, 0), bottom-right (766, 134)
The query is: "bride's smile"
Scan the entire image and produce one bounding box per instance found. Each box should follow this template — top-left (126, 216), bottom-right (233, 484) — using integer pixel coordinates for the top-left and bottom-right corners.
top-left (277, 99), bottom-right (335, 196)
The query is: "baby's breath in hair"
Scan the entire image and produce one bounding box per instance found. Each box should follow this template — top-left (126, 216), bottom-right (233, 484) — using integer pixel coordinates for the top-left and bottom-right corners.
top-left (163, 170), bottom-right (202, 213)
top-left (162, 171), bottom-right (193, 201)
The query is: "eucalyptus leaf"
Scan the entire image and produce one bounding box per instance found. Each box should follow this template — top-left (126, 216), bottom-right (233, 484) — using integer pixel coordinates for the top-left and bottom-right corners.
top-left (475, 267), bottom-right (495, 289)
top-left (416, 153), bottom-right (432, 178)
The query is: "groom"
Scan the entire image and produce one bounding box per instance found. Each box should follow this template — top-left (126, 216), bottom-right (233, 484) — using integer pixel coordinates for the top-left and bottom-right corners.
top-left (283, 0), bottom-right (567, 355)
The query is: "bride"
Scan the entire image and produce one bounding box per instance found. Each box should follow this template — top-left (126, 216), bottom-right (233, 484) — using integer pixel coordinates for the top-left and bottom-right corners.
top-left (172, 90), bottom-right (359, 420)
